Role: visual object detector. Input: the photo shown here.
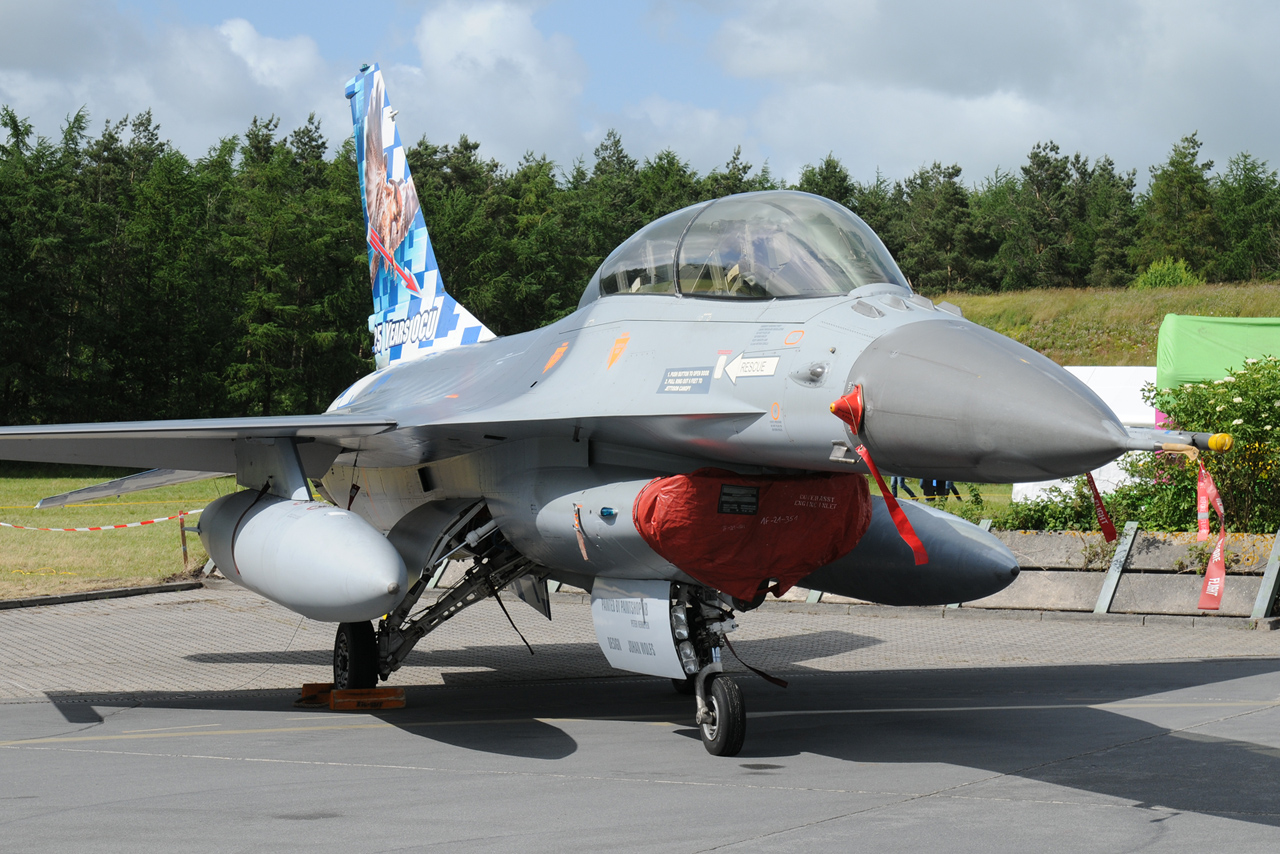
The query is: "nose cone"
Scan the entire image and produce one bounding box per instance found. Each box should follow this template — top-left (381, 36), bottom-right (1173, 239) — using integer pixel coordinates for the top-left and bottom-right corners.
top-left (849, 319), bottom-right (1128, 482)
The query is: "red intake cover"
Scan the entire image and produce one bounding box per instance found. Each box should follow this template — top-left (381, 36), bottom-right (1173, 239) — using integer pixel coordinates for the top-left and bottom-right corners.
top-left (632, 468), bottom-right (872, 601)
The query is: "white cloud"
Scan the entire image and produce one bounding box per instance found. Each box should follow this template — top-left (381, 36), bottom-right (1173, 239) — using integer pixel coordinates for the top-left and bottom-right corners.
top-left (5, 0), bottom-right (1280, 191)
top-left (705, 0), bottom-right (1280, 184)
top-left (380, 0), bottom-right (586, 169)
top-left (583, 94), bottom-right (756, 174)
top-left (0, 3), bottom-right (347, 156)
top-left (217, 19), bottom-right (328, 92)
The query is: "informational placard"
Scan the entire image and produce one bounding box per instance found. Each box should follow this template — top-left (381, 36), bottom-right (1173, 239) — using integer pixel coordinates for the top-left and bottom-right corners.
top-left (590, 577), bottom-right (684, 679)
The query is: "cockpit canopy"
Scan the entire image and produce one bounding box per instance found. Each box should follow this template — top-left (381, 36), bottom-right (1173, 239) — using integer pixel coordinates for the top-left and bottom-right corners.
top-left (580, 190), bottom-right (909, 307)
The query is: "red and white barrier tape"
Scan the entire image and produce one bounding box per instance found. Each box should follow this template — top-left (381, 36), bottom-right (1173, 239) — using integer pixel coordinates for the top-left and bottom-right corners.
top-left (0, 509), bottom-right (202, 532)
top-left (1196, 463), bottom-right (1227, 611)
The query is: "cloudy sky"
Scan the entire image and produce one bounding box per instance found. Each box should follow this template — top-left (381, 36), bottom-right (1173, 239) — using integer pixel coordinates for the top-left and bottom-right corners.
top-left (2, 0), bottom-right (1277, 187)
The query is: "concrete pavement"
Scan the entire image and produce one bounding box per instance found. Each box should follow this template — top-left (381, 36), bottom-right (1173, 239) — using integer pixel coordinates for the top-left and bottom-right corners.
top-left (2, 583), bottom-right (1279, 852)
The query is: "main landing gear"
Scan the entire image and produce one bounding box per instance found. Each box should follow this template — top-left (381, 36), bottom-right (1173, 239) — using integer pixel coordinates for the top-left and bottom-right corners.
top-left (333, 621), bottom-right (378, 690)
top-left (332, 507), bottom-right (535, 691)
top-left (672, 584), bottom-right (748, 756)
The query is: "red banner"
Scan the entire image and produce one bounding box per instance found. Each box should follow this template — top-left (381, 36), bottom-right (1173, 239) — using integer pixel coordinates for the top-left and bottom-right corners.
top-left (1196, 462), bottom-right (1227, 611)
top-left (853, 445), bottom-right (929, 566)
top-left (1085, 472), bottom-right (1118, 543)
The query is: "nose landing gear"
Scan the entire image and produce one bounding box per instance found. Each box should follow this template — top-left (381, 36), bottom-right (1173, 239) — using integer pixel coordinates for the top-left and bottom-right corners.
top-left (673, 584), bottom-right (748, 756)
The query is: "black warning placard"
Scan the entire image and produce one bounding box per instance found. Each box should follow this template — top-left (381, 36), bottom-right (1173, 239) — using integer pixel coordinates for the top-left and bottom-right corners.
top-left (718, 484), bottom-right (759, 515)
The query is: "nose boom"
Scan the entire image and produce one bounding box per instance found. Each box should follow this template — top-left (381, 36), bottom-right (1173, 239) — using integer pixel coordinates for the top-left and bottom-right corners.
top-left (848, 320), bottom-right (1129, 482)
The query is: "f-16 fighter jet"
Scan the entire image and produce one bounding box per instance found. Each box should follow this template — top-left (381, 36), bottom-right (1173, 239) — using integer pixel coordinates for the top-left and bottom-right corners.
top-left (0, 65), bottom-right (1227, 756)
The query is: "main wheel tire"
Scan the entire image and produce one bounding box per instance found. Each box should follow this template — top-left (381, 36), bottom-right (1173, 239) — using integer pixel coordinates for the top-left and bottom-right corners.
top-left (699, 675), bottom-right (746, 756)
top-left (672, 676), bottom-right (695, 695)
top-left (333, 621), bottom-right (378, 690)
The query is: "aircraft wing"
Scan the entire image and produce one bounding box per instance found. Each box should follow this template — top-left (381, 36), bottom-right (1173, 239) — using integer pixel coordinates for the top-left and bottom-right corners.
top-left (0, 415), bottom-right (397, 477)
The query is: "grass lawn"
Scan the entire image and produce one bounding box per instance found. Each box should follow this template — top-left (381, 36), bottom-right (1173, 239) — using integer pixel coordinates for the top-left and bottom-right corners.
top-left (868, 479), bottom-right (1015, 522)
top-left (946, 281), bottom-right (1280, 366)
top-left (0, 464), bottom-right (234, 600)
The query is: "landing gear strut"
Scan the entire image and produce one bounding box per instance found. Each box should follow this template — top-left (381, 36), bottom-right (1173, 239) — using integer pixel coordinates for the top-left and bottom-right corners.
top-left (356, 506), bottom-right (536, 685)
top-left (672, 584), bottom-right (747, 756)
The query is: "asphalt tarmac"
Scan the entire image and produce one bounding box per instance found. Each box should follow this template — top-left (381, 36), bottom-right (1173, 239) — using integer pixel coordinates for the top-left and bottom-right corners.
top-left (2, 584), bottom-right (1279, 852)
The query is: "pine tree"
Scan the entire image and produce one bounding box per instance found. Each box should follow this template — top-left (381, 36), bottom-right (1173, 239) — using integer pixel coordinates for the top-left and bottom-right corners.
top-left (1132, 133), bottom-right (1219, 274)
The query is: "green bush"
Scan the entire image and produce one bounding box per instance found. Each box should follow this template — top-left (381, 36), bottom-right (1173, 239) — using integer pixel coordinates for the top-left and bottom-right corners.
top-left (991, 477), bottom-right (1108, 531)
top-left (1131, 257), bottom-right (1205, 290)
top-left (1113, 357), bottom-right (1280, 533)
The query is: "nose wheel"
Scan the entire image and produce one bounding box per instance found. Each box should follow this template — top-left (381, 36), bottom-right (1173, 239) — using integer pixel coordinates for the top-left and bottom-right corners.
top-left (696, 672), bottom-right (746, 756)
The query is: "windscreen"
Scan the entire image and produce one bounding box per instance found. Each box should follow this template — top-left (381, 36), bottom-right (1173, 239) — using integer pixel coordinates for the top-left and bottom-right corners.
top-left (595, 204), bottom-right (709, 297)
top-left (677, 192), bottom-right (909, 298)
top-left (581, 191), bottom-right (907, 306)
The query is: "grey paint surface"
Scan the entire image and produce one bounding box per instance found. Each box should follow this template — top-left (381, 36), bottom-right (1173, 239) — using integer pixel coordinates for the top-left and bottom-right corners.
top-left (2, 587), bottom-right (1279, 852)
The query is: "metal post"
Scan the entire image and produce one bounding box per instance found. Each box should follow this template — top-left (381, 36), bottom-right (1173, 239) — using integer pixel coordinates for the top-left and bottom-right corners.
top-left (1249, 526), bottom-right (1280, 620)
top-left (178, 511), bottom-right (188, 571)
top-left (1094, 521), bottom-right (1139, 615)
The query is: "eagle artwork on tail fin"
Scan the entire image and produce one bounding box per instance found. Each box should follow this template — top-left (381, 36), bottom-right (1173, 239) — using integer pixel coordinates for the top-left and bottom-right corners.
top-left (363, 75), bottom-right (420, 291)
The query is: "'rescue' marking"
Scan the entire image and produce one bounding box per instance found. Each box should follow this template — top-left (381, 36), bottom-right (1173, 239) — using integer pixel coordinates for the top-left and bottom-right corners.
top-left (722, 353), bottom-right (780, 384)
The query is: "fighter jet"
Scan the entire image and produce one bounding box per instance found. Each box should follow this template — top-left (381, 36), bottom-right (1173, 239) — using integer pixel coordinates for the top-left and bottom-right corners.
top-left (0, 65), bottom-right (1226, 756)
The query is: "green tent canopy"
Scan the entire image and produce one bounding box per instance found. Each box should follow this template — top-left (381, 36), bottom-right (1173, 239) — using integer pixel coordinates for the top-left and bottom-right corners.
top-left (1156, 314), bottom-right (1280, 389)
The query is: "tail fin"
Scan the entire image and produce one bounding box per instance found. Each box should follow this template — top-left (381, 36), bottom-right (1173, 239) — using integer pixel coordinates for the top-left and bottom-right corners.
top-left (345, 64), bottom-right (495, 370)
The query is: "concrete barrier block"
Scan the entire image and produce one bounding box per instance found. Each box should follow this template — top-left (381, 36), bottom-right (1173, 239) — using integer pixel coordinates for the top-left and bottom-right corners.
top-left (994, 531), bottom-right (1103, 569)
top-left (1126, 531), bottom-right (1275, 572)
top-left (994, 530), bottom-right (1274, 574)
top-left (1109, 574), bottom-right (1263, 617)
top-left (966, 570), bottom-right (1102, 611)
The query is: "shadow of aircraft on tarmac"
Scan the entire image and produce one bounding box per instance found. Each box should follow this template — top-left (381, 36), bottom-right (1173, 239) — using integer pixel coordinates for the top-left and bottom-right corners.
top-left (38, 647), bottom-right (1280, 826)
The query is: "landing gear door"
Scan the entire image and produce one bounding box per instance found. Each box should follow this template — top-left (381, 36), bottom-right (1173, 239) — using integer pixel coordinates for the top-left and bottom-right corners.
top-left (590, 578), bottom-right (684, 679)
top-left (509, 575), bottom-right (552, 620)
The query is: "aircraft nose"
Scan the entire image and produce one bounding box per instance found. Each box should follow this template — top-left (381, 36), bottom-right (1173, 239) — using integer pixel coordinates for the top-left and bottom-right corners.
top-left (847, 319), bottom-right (1128, 482)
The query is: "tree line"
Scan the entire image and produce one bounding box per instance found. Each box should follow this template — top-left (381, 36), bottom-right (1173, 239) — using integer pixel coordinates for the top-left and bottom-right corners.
top-left (3, 106), bottom-right (1278, 424)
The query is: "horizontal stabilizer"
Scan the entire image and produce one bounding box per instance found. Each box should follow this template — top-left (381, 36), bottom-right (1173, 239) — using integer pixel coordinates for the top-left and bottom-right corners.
top-left (37, 469), bottom-right (225, 509)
